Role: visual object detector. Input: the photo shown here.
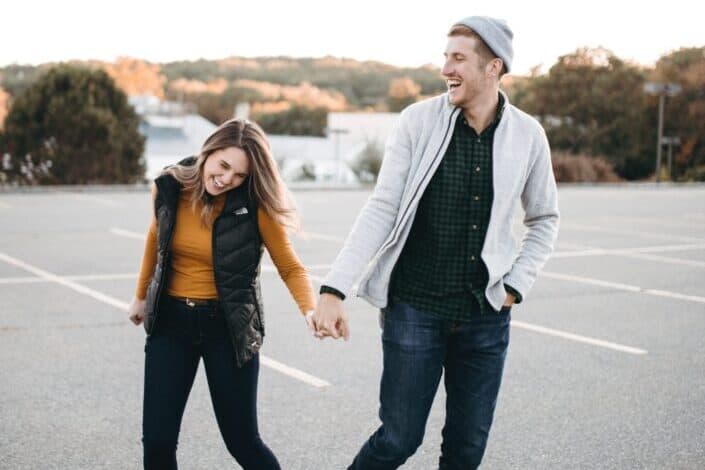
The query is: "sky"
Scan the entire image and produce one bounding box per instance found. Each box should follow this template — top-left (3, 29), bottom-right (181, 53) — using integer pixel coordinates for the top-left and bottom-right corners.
top-left (3, 0), bottom-right (704, 76)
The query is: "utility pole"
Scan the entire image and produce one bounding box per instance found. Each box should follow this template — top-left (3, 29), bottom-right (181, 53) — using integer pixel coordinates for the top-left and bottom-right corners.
top-left (644, 82), bottom-right (682, 183)
top-left (661, 136), bottom-right (681, 180)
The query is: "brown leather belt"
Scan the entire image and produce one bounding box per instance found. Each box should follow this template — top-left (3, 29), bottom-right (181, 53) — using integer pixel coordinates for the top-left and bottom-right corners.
top-left (169, 296), bottom-right (219, 307)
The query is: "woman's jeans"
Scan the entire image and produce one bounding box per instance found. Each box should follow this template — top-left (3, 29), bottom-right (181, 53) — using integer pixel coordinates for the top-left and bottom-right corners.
top-left (349, 300), bottom-right (511, 470)
top-left (142, 296), bottom-right (280, 470)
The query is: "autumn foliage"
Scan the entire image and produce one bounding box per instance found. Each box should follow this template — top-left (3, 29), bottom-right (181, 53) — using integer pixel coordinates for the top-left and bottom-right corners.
top-left (102, 57), bottom-right (166, 100)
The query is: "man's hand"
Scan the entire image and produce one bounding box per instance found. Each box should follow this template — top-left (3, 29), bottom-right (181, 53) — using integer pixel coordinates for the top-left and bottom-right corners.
top-left (128, 296), bottom-right (146, 325)
top-left (312, 293), bottom-right (350, 341)
top-left (503, 292), bottom-right (516, 308)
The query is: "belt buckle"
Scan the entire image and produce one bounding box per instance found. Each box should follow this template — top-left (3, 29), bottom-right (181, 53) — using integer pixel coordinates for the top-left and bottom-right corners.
top-left (185, 298), bottom-right (196, 308)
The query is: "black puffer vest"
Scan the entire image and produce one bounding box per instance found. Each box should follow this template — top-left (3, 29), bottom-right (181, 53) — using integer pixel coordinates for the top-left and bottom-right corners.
top-left (143, 157), bottom-right (265, 367)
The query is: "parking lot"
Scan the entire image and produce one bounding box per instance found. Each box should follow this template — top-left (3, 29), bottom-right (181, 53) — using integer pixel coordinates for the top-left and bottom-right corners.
top-left (1, 185), bottom-right (704, 469)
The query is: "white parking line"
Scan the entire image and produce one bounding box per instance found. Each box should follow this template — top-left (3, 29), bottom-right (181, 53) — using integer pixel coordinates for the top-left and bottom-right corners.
top-left (110, 227), bottom-right (146, 240)
top-left (305, 270), bottom-right (647, 355)
top-left (261, 264), bottom-right (331, 274)
top-left (260, 356), bottom-right (331, 388)
top-left (0, 274), bottom-right (138, 284)
top-left (0, 269), bottom-right (322, 285)
top-left (72, 193), bottom-right (124, 207)
top-left (556, 242), bottom-right (595, 250)
top-left (0, 261), bottom-right (648, 355)
top-left (553, 242), bottom-right (705, 258)
top-left (615, 252), bottom-right (705, 268)
top-left (553, 243), bottom-right (705, 268)
top-left (0, 252), bottom-right (131, 310)
top-left (560, 222), bottom-right (705, 243)
top-left (543, 271), bottom-right (705, 304)
top-left (297, 231), bottom-right (345, 243)
top-left (511, 320), bottom-right (647, 355)
top-left (67, 273), bottom-right (138, 281)
top-left (591, 215), bottom-right (705, 230)
top-left (109, 228), bottom-right (651, 355)
top-left (115, 225), bottom-right (703, 269)
top-left (110, 227), bottom-right (347, 253)
top-left (0, 251), bottom-right (331, 389)
top-left (0, 276), bottom-right (46, 284)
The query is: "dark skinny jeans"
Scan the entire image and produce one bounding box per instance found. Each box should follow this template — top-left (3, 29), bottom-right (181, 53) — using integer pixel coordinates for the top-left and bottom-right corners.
top-left (142, 295), bottom-right (280, 470)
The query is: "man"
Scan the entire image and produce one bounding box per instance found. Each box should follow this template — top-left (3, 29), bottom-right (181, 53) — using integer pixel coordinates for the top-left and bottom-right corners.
top-left (313, 16), bottom-right (559, 469)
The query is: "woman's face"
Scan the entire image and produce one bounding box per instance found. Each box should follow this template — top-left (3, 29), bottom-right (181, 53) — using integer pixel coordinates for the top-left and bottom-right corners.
top-left (202, 146), bottom-right (250, 196)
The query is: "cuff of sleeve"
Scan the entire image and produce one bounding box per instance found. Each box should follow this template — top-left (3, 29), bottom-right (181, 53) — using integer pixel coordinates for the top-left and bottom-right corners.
top-left (320, 285), bottom-right (346, 301)
top-left (504, 284), bottom-right (523, 304)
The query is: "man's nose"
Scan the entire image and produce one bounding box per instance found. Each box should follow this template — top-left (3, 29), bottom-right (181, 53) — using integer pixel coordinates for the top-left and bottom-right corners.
top-left (441, 61), bottom-right (453, 77)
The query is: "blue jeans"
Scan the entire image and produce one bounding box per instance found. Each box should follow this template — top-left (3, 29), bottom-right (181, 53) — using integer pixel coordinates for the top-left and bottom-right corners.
top-left (349, 301), bottom-right (511, 470)
top-left (142, 296), bottom-right (280, 470)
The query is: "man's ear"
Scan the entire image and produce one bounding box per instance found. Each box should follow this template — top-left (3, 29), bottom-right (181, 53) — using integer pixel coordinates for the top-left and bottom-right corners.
top-left (487, 58), bottom-right (503, 78)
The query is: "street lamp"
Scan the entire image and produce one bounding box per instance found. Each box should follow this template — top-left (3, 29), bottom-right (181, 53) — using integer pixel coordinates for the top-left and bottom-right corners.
top-left (644, 82), bottom-right (682, 183)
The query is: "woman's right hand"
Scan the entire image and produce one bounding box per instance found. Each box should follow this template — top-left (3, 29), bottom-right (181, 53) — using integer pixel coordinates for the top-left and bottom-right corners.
top-left (128, 297), bottom-right (147, 325)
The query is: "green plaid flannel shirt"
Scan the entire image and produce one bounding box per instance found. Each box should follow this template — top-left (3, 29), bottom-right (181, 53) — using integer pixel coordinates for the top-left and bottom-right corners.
top-left (389, 94), bottom-right (508, 321)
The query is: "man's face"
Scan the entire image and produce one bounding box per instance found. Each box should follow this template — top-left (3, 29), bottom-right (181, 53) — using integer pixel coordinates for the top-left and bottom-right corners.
top-left (442, 35), bottom-right (492, 107)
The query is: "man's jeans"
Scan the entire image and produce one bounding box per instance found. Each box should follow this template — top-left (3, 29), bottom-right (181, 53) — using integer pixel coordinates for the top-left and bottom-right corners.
top-left (349, 300), bottom-right (511, 470)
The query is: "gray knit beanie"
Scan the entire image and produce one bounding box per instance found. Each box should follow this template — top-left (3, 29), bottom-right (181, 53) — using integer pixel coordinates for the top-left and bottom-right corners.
top-left (453, 16), bottom-right (514, 73)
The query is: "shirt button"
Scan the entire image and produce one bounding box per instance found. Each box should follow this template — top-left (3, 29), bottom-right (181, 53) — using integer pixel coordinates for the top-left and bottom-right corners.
top-left (471, 255), bottom-right (476, 260)
top-left (475, 166), bottom-right (481, 172)
top-left (473, 195), bottom-right (480, 201)
top-left (472, 225), bottom-right (478, 230)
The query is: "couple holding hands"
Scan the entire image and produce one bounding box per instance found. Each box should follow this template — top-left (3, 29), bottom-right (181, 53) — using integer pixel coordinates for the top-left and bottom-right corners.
top-left (127, 15), bottom-right (559, 470)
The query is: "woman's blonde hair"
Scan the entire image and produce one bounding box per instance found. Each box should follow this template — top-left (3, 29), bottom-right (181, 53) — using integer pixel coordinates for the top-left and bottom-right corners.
top-left (162, 118), bottom-right (299, 230)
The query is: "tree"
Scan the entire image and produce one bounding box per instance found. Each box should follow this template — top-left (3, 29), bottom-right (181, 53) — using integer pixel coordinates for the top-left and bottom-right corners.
top-left (521, 48), bottom-right (652, 179)
top-left (0, 86), bottom-right (9, 130)
top-left (102, 57), bottom-right (166, 99)
top-left (252, 106), bottom-right (327, 136)
top-left (651, 47), bottom-right (705, 180)
top-left (387, 77), bottom-right (421, 112)
top-left (1, 65), bottom-right (144, 184)
top-left (350, 139), bottom-right (384, 182)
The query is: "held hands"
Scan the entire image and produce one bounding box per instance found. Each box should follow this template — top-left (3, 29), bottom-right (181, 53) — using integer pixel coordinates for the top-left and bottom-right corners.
top-left (308, 293), bottom-right (350, 341)
top-left (128, 296), bottom-right (146, 325)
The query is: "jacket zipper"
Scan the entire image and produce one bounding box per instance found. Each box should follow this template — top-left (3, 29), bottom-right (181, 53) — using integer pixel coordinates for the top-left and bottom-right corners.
top-left (374, 107), bottom-right (460, 259)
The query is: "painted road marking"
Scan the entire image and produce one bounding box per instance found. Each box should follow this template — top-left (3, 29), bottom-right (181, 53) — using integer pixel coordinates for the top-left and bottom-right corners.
top-left (0, 251), bottom-right (331, 389)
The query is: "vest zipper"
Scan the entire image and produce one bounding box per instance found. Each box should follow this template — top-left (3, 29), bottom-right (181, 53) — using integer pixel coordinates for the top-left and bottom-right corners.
top-left (151, 210), bottom-right (176, 332)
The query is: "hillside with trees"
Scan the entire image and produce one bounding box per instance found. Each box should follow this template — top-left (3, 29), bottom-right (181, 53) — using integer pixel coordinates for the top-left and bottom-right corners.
top-left (1, 47), bottom-right (704, 183)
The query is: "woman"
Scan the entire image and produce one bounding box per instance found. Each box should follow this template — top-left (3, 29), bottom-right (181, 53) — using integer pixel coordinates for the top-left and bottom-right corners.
top-left (127, 118), bottom-right (315, 469)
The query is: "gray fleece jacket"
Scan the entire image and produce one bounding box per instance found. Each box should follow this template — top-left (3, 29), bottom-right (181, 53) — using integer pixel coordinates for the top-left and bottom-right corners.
top-left (323, 92), bottom-right (559, 311)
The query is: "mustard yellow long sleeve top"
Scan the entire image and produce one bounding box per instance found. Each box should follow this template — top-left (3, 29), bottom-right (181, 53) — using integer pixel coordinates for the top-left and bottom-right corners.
top-left (135, 186), bottom-right (315, 315)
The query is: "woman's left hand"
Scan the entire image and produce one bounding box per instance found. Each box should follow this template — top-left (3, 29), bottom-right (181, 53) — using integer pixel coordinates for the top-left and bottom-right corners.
top-left (304, 310), bottom-right (316, 336)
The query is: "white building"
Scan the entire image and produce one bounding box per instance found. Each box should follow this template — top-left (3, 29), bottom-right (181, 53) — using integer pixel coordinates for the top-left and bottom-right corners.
top-left (131, 95), bottom-right (400, 183)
